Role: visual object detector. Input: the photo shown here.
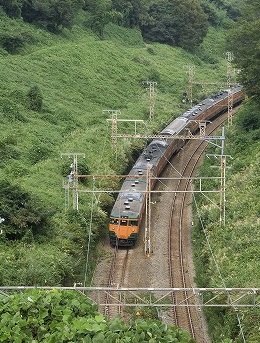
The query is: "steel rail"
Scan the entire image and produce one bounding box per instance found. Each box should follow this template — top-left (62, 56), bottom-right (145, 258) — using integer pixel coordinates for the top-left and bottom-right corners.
top-left (167, 113), bottom-right (229, 340)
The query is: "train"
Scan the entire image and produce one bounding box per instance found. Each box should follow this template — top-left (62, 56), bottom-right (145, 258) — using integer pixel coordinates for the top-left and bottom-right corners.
top-left (108, 86), bottom-right (245, 247)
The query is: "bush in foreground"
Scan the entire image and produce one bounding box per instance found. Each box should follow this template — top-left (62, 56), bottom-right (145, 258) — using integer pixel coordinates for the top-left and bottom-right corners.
top-left (0, 290), bottom-right (195, 342)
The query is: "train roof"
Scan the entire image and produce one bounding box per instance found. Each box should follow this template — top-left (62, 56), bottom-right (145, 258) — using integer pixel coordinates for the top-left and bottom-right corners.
top-left (110, 178), bottom-right (145, 219)
top-left (149, 140), bottom-right (169, 148)
top-left (109, 86), bottom-right (244, 220)
top-left (160, 117), bottom-right (188, 136)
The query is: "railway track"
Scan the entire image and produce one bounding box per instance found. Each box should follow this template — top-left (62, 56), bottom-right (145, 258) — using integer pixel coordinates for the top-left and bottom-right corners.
top-left (92, 108), bottom-right (240, 341)
top-left (103, 247), bottom-right (130, 318)
top-left (167, 113), bottom-right (230, 341)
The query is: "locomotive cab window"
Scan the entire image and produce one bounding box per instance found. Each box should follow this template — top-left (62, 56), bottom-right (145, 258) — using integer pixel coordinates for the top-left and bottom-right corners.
top-left (110, 218), bottom-right (119, 224)
top-left (120, 219), bottom-right (128, 226)
top-left (130, 220), bottom-right (138, 226)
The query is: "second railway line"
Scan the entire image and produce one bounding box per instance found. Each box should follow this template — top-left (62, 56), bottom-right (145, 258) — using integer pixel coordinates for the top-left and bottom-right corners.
top-left (91, 90), bottom-right (244, 342)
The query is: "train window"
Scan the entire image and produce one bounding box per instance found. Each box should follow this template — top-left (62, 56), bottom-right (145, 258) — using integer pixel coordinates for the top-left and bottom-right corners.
top-left (110, 218), bottom-right (119, 224)
top-left (130, 220), bottom-right (138, 226)
top-left (120, 220), bottom-right (128, 226)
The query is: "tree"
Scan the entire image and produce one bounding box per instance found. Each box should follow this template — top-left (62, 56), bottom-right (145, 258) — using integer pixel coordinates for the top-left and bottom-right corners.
top-left (227, 0), bottom-right (260, 102)
top-left (0, 0), bottom-right (24, 18)
top-left (21, 0), bottom-right (84, 32)
top-left (111, 0), bottom-right (151, 28)
top-left (84, 0), bottom-right (113, 38)
top-left (140, 0), bottom-right (209, 50)
top-left (0, 179), bottom-right (49, 239)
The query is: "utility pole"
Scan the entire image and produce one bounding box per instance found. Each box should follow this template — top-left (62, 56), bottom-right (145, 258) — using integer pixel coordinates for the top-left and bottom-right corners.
top-left (226, 52), bottom-right (234, 126)
top-left (226, 51), bottom-right (233, 89)
top-left (219, 127), bottom-right (231, 225)
top-left (103, 110), bottom-right (121, 158)
top-left (143, 81), bottom-right (157, 120)
top-left (207, 127), bottom-right (231, 225)
top-left (106, 114), bottom-right (145, 153)
top-left (61, 153), bottom-right (85, 210)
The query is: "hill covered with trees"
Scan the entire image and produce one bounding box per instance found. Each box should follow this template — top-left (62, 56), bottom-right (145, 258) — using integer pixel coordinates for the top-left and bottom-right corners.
top-left (1, 0), bottom-right (242, 50)
top-left (0, 0), bottom-right (259, 342)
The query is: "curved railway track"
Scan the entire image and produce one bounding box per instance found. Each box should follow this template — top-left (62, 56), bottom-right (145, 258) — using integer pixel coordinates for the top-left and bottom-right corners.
top-left (94, 109), bottom-right (239, 342)
top-left (167, 112), bottom-right (231, 341)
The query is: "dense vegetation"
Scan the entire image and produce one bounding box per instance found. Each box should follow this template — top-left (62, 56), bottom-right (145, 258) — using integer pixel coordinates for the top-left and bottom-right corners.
top-left (228, 0), bottom-right (260, 103)
top-left (1, 0), bottom-right (242, 49)
top-left (193, 12), bottom-right (260, 341)
top-left (140, 0), bottom-right (209, 50)
top-left (0, 2), bottom-right (232, 287)
top-left (0, 0), bottom-right (259, 342)
top-left (0, 289), bottom-right (196, 342)
top-left (192, 3), bottom-right (260, 341)
top-left (193, 103), bottom-right (260, 342)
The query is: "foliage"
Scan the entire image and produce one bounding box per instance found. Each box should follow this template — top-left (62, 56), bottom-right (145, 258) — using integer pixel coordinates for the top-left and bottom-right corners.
top-left (0, 290), bottom-right (99, 341)
top-left (27, 141), bottom-right (54, 163)
top-left (0, 135), bottom-right (20, 162)
top-left (27, 85), bottom-right (43, 111)
top-left (83, 0), bottom-right (114, 38)
top-left (235, 99), bottom-right (260, 133)
top-left (0, 13), bottom-right (43, 54)
top-left (0, 179), bottom-right (49, 239)
top-left (140, 0), bottom-right (209, 51)
top-left (200, 0), bottom-right (231, 27)
top-left (20, 0), bottom-right (84, 32)
top-left (1, 32), bottom-right (25, 53)
top-left (110, 0), bottom-right (150, 28)
top-left (0, 290), bottom-right (195, 342)
top-left (201, 0), bottom-right (242, 23)
top-left (227, 0), bottom-right (260, 102)
top-left (0, 243), bottom-right (77, 285)
top-left (193, 100), bottom-right (260, 342)
top-left (0, 0), bottom-right (23, 18)
top-left (0, 98), bottom-right (26, 122)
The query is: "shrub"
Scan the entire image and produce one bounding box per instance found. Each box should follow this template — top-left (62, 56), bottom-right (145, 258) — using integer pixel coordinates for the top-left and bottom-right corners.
top-left (27, 85), bottom-right (43, 112)
top-left (61, 160), bottom-right (90, 185)
top-left (27, 142), bottom-right (53, 164)
top-left (0, 179), bottom-right (50, 240)
top-left (1, 0), bottom-right (22, 18)
top-left (1, 33), bottom-right (25, 53)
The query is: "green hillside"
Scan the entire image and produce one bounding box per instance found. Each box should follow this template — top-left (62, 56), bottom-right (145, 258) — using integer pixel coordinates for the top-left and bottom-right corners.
top-left (0, 3), bottom-right (259, 342)
top-left (0, 9), bottom-right (229, 285)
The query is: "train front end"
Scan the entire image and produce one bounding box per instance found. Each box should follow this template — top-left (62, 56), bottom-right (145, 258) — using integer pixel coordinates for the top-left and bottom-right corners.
top-left (109, 182), bottom-right (145, 246)
top-left (109, 214), bottom-right (139, 247)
